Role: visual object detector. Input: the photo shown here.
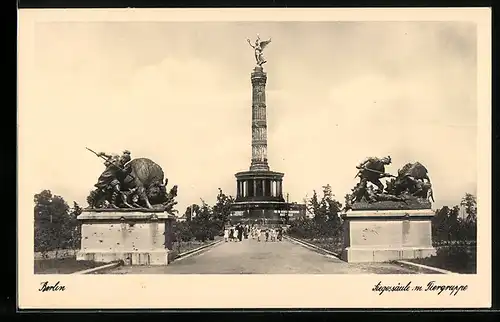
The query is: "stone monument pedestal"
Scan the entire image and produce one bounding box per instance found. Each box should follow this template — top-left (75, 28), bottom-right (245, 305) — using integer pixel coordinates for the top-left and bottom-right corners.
top-left (76, 210), bottom-right (176, 266)
top-left (340, 209), bottom-right (436, 263)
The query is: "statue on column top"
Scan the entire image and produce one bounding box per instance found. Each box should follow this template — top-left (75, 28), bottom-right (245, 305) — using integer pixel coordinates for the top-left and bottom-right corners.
top-left (247, 34), bottom-right (272, 66)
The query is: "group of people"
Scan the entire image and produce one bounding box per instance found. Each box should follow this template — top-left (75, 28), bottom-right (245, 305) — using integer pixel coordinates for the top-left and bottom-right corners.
top-left (224, 224), bottom-right (250, 242)
top-left (224, 224), bottom-right (283, 243)
top-left (259, 227), bottom-right (283, 242)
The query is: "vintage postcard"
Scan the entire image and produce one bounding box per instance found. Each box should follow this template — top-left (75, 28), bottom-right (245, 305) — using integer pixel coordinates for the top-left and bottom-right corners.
top-left (18, 8), bottom-right (491, 309)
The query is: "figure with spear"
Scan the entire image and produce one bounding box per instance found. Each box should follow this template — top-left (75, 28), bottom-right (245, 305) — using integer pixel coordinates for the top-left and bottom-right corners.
top-left (86, 147), bottom-right (133, 208)
top-left (354, 155), bottom-right (395, 193)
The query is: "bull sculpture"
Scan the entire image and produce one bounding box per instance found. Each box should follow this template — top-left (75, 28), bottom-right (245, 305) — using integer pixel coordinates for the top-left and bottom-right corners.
top-left (86, 156), bottom-right (176, 211)
top-left (120, 158), bottom-right (168, 209)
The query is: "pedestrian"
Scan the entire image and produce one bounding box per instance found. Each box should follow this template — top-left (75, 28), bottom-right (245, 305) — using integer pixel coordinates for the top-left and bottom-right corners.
top-left (265, 229), bottom-right (269, 242)
top-left (238, 225), bottom-right (243, 241)
top-left (229, 228), bottom-right (235, 241)
top-left (224, 227), bottom-right (229, 242)
top-left (232, 227), bottom-right (237, 242)
top-left (256, 227), bottom-right (261, 242)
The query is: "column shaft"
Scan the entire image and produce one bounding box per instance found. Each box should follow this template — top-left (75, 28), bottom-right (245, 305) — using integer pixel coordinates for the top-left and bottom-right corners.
top-left (250, 68), bottom-right (270, 171)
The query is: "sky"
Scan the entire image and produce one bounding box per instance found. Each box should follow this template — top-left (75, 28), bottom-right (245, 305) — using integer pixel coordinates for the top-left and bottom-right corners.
top-left (22, 21), bottom-right (477, 213)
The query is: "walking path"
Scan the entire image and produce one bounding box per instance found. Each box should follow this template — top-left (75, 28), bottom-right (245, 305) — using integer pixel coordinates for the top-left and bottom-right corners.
top-left (103, 237), bottom-right (424, 274)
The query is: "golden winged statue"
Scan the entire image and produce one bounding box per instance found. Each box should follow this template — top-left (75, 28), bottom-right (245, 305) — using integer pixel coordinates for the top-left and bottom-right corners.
top-left (247, 34), bottom-right (272, 66)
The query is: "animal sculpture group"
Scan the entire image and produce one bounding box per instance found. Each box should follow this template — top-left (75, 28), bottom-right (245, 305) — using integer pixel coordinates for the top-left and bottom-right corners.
top-left (86, 150), bottom-right (178, 214)
top-left (346, 156), bottom-right (434, 211)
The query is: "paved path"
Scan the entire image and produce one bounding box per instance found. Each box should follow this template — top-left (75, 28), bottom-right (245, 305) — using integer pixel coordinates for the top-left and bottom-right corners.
top-left (104, 238), bottom-right (423, 274)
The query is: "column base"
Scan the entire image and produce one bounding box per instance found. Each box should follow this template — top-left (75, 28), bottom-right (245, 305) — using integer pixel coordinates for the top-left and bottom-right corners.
top-left (249, 164), bottom-right (270, 171)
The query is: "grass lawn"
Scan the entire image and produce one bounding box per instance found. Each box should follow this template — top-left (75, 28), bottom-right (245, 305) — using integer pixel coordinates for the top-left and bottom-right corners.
top-left (291, 236), bottom-right (477, 274)
top-left (172, 236), bottom-right (222, 256)
top-left (34, 257), bottom-right (110, 274)
top-left (406, 246), bottom-right (477, 274)
top-left (296, 237), bottom-right (343, 254)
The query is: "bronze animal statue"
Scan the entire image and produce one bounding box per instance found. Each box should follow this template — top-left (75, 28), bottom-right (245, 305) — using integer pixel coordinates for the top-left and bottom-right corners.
top-left (85, 148), bottom-right (178, 210)
top-left (386, 162), bottom-right (434, 202)
top-left (119, 158), bottom-right (168, 209)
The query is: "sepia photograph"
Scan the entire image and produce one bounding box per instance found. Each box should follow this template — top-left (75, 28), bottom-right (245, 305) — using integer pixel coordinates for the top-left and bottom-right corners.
top-left (18, 8), bottom-right (491, 309)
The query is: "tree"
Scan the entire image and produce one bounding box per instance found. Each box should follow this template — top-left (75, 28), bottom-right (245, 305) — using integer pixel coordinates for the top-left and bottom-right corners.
top-left (447, 206), bottom-right (461, 241)
top-left (460, 193), bottom-right (477, 240)
top-left (343, 193), bottom-right (351, 210)
top-left (321, 185), bottom-right (343, 222)
top-left (212, 188), bottom-right (234, 232)
top-left (288, 185), bottom-right (344, 241)
top-left (299, 195), bottom-right (312, 220)
top-left (174, 221), bottom-right (193, 242)
top-left (432, 195), bottom-right (477, 244)
top-left (461, 193), bottom-right (477, 224)
top-left (308, 190), bottom-right (325, 223)
top-left (432, 206), bottom-right (450, 242)
top-left (66, 202), bottom-right (83, 249)
top-left (34, 190), bottom-right (75, 257)
top-left (174, 189), bottom-right (235, 244)
top-left (431, 205), bottom-right (461, 242)
top-left (183, 204), bottom-right (200, 222)
top-left (188, 199), bottom-right (215, 242)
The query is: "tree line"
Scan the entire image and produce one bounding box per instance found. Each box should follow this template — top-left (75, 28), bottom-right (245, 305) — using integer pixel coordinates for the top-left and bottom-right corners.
top-left (173, 188), bottom-right (234, 243)
top-left (287, 185), bottom-right (343, 241)
top-left (431, 193), bottom-right (477, 244)
top-left (287, 186), bottom-right (477, 245)
top-left (33, 186), bottom-right (477, 256)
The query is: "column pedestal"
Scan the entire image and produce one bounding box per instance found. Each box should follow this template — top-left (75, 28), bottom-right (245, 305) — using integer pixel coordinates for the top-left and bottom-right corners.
top-left (76, 210), bottom-right (176, 266)
top-left (341, 209), bottom-right (436, 263)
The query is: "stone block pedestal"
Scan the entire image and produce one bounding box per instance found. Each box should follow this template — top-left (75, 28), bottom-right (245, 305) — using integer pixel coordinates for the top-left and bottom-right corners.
top-left (76, 210), bottom-right (176, 266)
top-left (341, 209), bottom-right (436, 263)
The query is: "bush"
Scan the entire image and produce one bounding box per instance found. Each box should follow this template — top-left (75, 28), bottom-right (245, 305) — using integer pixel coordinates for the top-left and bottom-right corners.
top-left (287, 217), bottom-right (343, 241)
top-left (411, 245), bottom-right (477, 274)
